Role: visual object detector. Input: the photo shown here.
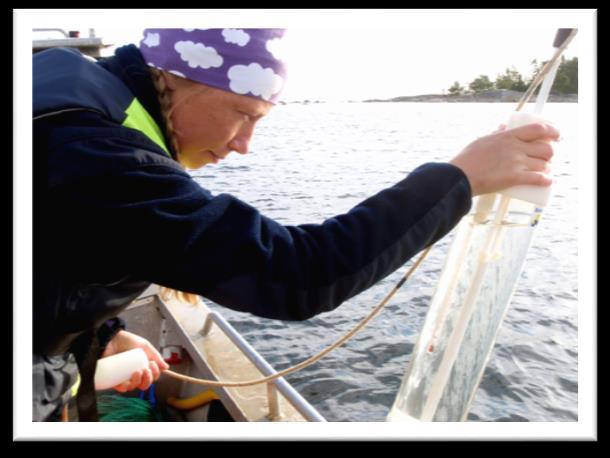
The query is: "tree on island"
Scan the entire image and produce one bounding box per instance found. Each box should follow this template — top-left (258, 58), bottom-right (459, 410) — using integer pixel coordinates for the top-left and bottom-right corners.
top-left (468, 75), bottom-right (494, 93)
top-left (495, 67), bottom-right (528, 92)
top-left (446, 56), bottom-right (578, 95)
top-left (448, 81), bottom-right (465, 96)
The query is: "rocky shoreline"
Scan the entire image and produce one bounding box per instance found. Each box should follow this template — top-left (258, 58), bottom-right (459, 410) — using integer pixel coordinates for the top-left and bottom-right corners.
top-left (362, 89), bottom-right (577, 103)
top-left (279, 90), bottom-right (577, 105)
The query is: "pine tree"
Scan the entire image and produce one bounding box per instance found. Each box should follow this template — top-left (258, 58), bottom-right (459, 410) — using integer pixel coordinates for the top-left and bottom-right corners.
top-left (448, 81), bottom-right (464, 96)
top-left (469, 75), bottom-right (494, 93)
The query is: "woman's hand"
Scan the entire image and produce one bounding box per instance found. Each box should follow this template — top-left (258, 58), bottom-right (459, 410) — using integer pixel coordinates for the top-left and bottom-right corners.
top-left (100, 330), bottom-right (170, 393)
top-left (449, 122), bottom-right (560, 196)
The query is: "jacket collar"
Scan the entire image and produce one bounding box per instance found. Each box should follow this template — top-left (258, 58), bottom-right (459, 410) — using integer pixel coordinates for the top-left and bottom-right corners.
top-left (98, 44), bottom-right (176, 158)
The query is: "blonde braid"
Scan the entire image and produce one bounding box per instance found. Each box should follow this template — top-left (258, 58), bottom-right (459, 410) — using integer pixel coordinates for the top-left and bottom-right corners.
top-left (149, 67), bottom-right (201, 307)
top-left (149, 67), bottom-right (182, 159)
top-left (159, 287), bottom-right (200, 305)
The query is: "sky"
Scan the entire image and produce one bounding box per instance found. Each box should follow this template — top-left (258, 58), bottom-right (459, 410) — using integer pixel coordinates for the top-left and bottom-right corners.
top-left (25, 9), bottom-right (583, 102)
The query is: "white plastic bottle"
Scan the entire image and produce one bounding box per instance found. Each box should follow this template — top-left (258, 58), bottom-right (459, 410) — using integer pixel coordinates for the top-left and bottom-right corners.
top-left (94, 348), bottom-right (149, 390)
top-left (499, 111), bottom-right (553, 206)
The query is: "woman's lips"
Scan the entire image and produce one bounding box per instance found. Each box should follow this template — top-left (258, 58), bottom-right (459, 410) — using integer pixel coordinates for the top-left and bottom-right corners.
top-left (207, 150), bottom-right (222, 163)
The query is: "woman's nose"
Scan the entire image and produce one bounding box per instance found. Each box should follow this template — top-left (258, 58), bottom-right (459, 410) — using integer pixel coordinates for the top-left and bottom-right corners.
top-left (229, 127), bottom-right (254, 155)
top-left (228, 137), bottom-right (250, 155)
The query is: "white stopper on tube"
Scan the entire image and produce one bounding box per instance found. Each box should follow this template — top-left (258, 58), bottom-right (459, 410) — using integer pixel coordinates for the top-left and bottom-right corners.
top-left (94, 348), bottom-right (149, 390)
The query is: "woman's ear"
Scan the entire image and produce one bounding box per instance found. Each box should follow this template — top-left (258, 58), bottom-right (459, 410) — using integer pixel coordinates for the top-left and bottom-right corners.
top-left (162, 71), bottom-right (204, 96)
top-left (159, 71), bottom-right (180, 91)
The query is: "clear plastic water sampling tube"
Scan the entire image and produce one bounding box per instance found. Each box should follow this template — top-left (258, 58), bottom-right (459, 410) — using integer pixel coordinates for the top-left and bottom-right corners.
top-left (387, 29), bottom-right (577, 422)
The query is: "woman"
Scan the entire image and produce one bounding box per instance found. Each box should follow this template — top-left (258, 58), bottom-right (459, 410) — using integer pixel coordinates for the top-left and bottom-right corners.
top-left (32, 28), bottom-right (559, 421)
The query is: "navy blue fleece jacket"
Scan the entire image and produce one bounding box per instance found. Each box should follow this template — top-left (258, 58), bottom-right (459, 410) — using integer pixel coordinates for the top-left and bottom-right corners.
top-left (35, 44), bottom-right (473, 340)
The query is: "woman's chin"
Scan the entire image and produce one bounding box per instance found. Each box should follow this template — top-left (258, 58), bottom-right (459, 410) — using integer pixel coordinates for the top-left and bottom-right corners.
top-left (179, 150), bottom-right (218, 169)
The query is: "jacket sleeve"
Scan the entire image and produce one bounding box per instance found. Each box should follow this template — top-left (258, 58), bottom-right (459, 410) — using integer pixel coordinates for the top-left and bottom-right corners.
top-left (51, 141), bottom-right (472, 321)
top-left (96, 317), bottom-right (127, 358)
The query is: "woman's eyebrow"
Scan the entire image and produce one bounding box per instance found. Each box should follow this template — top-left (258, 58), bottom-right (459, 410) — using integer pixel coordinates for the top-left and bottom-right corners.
top-left (239, 108), bottom-right (265, 120)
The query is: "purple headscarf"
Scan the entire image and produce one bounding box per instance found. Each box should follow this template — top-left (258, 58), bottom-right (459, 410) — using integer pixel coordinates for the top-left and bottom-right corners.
top-left (138, 28), bottom-right (287, 104)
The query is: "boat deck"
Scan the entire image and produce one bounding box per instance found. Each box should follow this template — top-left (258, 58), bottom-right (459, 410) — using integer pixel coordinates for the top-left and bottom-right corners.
top-left (106, 287), bottom-right (324, 422)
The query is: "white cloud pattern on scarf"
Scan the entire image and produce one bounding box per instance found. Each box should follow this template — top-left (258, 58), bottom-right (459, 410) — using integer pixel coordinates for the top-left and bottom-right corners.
top-left (222, 29), bottom-right (250, 47)
top-left (228, 63), bottom-right (284, 101)
top-left (266, 36), bottom-right (287, 62)
top-left (174, 41), bottom-right (223, 69)
top-left (142, 32), bottom-right (160, 48)
top-left (168, 70), bottom-right (186, 78)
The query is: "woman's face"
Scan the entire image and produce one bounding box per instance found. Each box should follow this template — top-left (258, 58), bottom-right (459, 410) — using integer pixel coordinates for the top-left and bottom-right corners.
top-left (165, 74), bottom-right (273, 169)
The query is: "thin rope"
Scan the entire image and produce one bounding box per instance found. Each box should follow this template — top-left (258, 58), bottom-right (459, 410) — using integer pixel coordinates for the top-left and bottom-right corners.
top-left (163, 245), bottom-right (433, 388)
